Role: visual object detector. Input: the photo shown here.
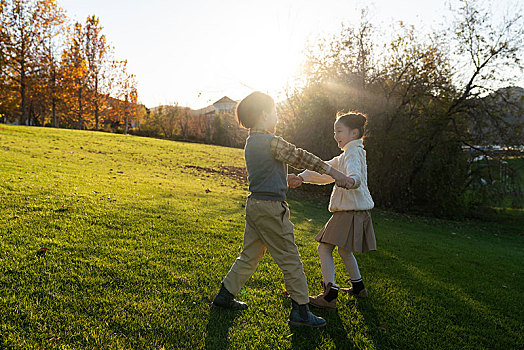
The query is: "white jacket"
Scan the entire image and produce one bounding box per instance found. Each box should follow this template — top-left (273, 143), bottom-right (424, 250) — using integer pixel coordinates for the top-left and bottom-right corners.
top-left (298, 139), bottom-right (374, 212)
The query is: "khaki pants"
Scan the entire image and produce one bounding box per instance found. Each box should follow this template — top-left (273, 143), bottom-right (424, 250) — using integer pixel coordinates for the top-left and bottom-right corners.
top-left (222, 197), bottom-right (309, 304)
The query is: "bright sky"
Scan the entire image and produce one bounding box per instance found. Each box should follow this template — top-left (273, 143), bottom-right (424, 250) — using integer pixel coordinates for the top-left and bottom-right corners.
top-left (58, 0), bottom-right (521, 109)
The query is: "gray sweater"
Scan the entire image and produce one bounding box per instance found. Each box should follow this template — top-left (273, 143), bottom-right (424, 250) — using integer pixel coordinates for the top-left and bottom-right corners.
top-left (245, 133), bottom-right (287, 201)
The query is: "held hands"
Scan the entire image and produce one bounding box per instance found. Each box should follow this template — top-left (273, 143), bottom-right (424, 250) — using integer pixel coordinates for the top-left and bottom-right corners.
top-left (287, 174), bottom-right (303, 188)
top-left (288, 170), bottom-right (354, 189)
top-left (327, 168), bottom-right (354, 189)
top-left (340, 175), bottom-right (355, 189)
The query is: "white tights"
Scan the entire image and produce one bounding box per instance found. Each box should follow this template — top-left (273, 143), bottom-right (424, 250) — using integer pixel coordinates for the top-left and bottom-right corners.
top-left (317, 242), bottom-right (361, 285)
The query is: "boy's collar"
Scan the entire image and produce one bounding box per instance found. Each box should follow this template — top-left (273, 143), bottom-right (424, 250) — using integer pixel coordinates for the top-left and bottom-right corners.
top-left (342, 139), bottom-right (363, 151)
top-left (249, 128), bottom-right (274, 135)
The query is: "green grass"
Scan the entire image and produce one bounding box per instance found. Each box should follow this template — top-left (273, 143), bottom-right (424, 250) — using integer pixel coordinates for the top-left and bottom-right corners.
top-left (505, 157), bottom-right (524, 208)
top-left (0, 124), bottom-right (522, 349)
top-left (467, 156), bottom-right (524, 210)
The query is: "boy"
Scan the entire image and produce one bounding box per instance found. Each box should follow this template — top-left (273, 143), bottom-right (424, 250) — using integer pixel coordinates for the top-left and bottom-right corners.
top-left (212, 92), bottom-right (353, 327)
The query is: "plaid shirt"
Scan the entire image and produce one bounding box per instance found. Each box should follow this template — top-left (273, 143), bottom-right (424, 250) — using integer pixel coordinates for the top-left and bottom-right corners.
top-left (249, 129), bottom-right (330, 174)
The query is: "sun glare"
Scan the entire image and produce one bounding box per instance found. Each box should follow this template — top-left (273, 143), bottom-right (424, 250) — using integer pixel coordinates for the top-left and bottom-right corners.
top-left (247, 35), bottom-right (305, 99)
top-left (196, 1), bottom-right (316, 106)
top-left (222, 34), bottom-right (305, 104)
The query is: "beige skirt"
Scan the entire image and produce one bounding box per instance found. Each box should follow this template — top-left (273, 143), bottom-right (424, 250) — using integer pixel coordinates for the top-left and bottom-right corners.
top-left (315, 210), bottom-right (376, 253)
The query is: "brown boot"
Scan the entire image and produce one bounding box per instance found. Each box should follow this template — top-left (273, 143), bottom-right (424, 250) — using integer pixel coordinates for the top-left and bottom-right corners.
top-left (340, 280), bottom-right (368, 298)
top-left (309, 282), bottom-right (339, 310)
top-left (340, 287), bottom-right (368, 298)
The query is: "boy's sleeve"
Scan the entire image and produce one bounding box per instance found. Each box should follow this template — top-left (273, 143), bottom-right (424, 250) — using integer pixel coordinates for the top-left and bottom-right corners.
top-left (299, 156), bottom-right (339, 185)
top-left (270, 136), bottom-right (330, 174)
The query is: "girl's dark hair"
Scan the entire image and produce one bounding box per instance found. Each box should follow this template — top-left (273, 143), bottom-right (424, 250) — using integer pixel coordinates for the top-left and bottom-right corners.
top-left (336, 112), bottom-right (367, 138)
top-left (235, 91), bottom-right (275, 129)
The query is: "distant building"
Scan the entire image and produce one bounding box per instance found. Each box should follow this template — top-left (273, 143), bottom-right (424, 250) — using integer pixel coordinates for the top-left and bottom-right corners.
top-left (190, 96), bottom-right (238, 117)
top-left (212, 96), bottom-right (237, 113)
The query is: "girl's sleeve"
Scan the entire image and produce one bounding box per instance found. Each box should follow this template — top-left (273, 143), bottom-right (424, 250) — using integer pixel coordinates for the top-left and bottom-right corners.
top-left (298, 156), bottom-right (339, 185)
top-left (345, 150), bottom-right (363, 189)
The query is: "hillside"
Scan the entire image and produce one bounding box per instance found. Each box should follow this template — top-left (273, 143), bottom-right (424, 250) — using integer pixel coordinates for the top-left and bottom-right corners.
top-left (0, 125), bottom-right (522, 349)
top-left (472, 86), bottom-right (524, 145)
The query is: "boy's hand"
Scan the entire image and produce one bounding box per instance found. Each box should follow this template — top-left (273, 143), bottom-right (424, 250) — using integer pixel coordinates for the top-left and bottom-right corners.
top-left (344, 176), bottom-right (355, 189)
top-left (327, 168), bottom-right (354, 189)
top-left (287, 174), bottom-right (303, 188)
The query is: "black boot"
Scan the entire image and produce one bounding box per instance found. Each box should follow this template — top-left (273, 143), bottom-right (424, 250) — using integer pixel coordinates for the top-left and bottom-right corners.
top-left (212, 283), bottom-right (248, 310)
top-left (309, 282), bottom-right (339, 310)
top-left (288, 299), bottom-right (326, 327)
top-left (340, 279), bottom-right (368, 298)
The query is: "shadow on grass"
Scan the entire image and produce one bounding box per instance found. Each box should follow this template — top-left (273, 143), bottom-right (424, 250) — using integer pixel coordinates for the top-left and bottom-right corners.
top-left (204, 306), bottom-right (240, 349)
top-left (358, 248), bottom-right (523, 348)
top-left (289, 322), bottom-right (323, 349)
top-left (290, 309), bottom-right (358, 349)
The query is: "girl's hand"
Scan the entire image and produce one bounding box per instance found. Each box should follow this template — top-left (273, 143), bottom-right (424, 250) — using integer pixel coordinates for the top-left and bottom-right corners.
top-left (327, 168), bottom-right (353, 189)
top-left (345, 176), bottom-right (355, 189)
top-left (334, 175), bottom-right (354, 189)
top-left (335, 175), bottom-right (355, 189)
top-left (287, 174), bottom-right (303, 188)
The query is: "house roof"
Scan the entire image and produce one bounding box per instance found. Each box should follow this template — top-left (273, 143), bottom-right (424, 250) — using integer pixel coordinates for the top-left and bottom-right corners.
top-left (213, 96), bottom-right (236, 105)
top-left (189, 105), bottom-right (216, 116)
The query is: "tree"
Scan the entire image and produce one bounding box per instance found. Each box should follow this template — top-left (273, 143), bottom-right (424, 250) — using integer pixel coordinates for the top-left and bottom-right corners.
top-left (135, 103), bottom-right (186, 139)
top-left (84, 15), bottom-right (108, 130)
top-left (177, 107), bottom-right (192, 140)
top-left (0, 1), bottom-right (140, 133)
top-left (107, 59), bottom-right (137, 134)
top-left (448, 0), bottom-right (524, 148)
top-left (445, 0), bottom-right (524, 209)
top-left (157, 104), bottom-right (180, 139)
top-left (2, 0), bottom-right (57, 124)
top-left (33, 0), bottom-right (65, 127)
top-left (280, 0), bottom-right (523, 216)
top-left (61, 22), bottom-right (89, 129)
top-left (0, 0), bottom-right (17, 122)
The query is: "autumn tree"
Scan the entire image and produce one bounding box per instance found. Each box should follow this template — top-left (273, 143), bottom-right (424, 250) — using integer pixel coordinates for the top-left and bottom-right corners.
top-left (155, 105), bottom-right (181, 139)
top-left (107, 59), bottom-right (138, 133)
top-left (0, 1), bottom-right (140, 132)
top-left (196, 115), bottom-right (214, 143)
top-left (213, 112), bottom-right (247, 148)
top-left (84, 15), bottom-right (108, 131)
top-left (2, 0), bottom-right (57, 124)
top-left (177, 107), bottom-right (192, 140)
top-left (32, 0), bottom-right (65, 127)
top-left (0, 0), bottom-right (14, 122)
top-left (61, 22), bottom-right (89, 129)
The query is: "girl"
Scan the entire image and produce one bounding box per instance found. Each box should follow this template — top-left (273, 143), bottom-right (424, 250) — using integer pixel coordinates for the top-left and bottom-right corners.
top-left (288, 112), bottom-right (376, 310)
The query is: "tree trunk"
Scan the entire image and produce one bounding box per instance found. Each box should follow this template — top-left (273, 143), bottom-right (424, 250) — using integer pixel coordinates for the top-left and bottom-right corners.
top-left (94, 80), bottom-right (99, 130)
top-left (124, 94), bottom-right (128, 135)
top-left (52, 99), bottom-right (57, 127)
top-left (78, 87), bottom-right (83, 129)
top-left (19, 38), bottom-right (28, 125)
top-left (20, 67), bottom-right (27, 125)
top-left (95, 108), bottom-right (99, 131)
top-left (52, 68), bottom-right (58, 127)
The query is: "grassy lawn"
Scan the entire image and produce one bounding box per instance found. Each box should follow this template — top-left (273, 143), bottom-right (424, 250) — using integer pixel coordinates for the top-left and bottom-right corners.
top-left (467, 156), bottom-right (524, 211)
top-left (0, 124), bottom-right (522, 349)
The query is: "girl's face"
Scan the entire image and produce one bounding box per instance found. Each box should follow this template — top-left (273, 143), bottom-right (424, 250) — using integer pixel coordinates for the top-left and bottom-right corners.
top-left (333, 119), bottom-right (359, 149)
